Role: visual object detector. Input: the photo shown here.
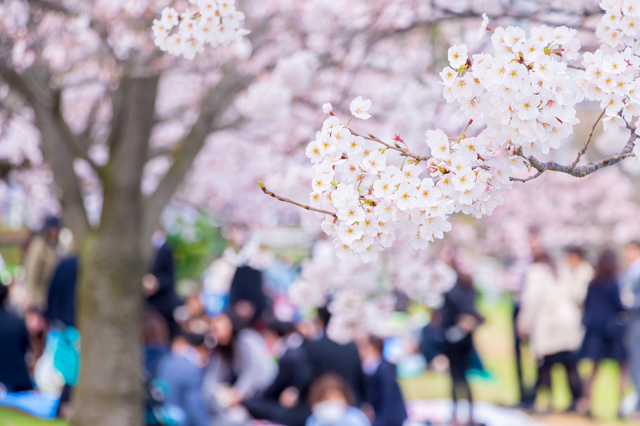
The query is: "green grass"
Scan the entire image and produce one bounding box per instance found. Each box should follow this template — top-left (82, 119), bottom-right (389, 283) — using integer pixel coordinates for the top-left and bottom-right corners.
top-left (0, 408), bottom-right (64, 426)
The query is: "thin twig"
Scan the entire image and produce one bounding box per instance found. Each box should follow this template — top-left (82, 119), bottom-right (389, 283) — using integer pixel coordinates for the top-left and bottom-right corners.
top-left (351, 131), bottom-right (430, 162)
top-left (569, 109), bottom-right (606, 171)
top-left (259, 182), bottom-right (337, 218)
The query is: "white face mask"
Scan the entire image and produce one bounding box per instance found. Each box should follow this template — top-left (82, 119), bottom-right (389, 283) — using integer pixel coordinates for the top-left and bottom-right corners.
top-left (312, 400), bottom-right (348, 425)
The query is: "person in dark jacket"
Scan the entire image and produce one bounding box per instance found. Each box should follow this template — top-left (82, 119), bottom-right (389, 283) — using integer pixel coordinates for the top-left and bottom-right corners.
top-left (244, 320), bottom-right (313, 426)
top-left (229, 265), bottom-right (268, 324)
top-left (440, 274), bottom-right (484, 425)
top-left (156, 332), bottom-right (212, 426)
top-left (45, 256), bottom-right (78, 328)
top-left (0, 284), bottom-right (32, 392)
top-left (356, 335), bottom-right (407, 426)
top-left (146, 234), bottom-right (181, 338)
top-left (304, 306), bottom-right (366, 404)
top-left (578, 249), bottom-right (627, 416)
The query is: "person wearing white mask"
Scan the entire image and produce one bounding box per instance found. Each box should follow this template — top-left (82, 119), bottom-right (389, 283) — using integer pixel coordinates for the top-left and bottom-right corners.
top-left (306, 374), bottom-right (371, 426)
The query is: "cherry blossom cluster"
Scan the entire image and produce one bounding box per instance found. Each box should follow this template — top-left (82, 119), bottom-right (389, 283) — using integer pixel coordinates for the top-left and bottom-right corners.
top-left (153, 0), bottom-right (249, 60)
top-left (304, 19), bottom-right (603, 261)
top-left (575, 0), bottom-right (640, 138)
top-left (289, 238), bottom-right (456, 342)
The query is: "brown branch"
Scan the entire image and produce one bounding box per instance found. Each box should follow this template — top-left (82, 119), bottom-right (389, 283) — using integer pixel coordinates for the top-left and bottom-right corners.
top-left (511, 132), bottom-right (637, 182)
top-left (568, 109), bottom-right (606, 171)
top-left (259, 182), bottom-right (337, 218)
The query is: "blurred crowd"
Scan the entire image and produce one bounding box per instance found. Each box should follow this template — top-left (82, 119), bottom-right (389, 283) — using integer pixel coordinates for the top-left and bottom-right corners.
top-left (511, 228), bottom-right (640, 419)
top-left (0, 219), bottom-right (410, 426)
top-left (3, 218), bottom-right (640, 426)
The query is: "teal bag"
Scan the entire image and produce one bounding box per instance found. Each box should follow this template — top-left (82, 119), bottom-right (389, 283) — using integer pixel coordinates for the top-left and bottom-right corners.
top-left (50, 327), bottom-right (81, 386)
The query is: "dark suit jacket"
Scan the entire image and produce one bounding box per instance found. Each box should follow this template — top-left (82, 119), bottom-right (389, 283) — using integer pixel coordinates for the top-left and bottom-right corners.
top-left (304, 335), bottom-right (366, 403)
top-left (365, 360), bottom-right (407, 426)
top-left (46, 256), bottom-right (78, 328)
top-left (263, 344), bottom-right (313, 400)
top-left (148, 242), bottom-right (180, 313)
top-left (0, 309), bottom-right (32, 392)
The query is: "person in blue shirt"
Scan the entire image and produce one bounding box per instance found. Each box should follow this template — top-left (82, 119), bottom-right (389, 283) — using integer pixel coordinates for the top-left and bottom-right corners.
top-left (156, 332), bottom-right (212, 426)
top-left (306, 374), bottom-right (371, 426)
top-left (356, 335), bottom-right (407, 426)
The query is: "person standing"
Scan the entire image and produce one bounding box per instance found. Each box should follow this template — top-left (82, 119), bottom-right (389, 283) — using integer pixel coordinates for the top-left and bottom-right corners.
top-left (624, 241), bottom-right (640, 418)
top-left (23, 216), bottom-right (61, 311)
top-left (518, 252), bottom-right (583, 412)
top-left (579, 248), bottom-right (627, 417)
top-left (440, 274), bottom-right (485, 425)
top-left (145, 230), bottom-right (182, 339)
top-left (559, 246), bottom-right (594, 310)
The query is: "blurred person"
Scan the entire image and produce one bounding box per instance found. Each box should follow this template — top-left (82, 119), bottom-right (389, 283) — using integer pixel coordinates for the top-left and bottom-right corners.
top-left (440, 273), bottom-right (485, 424)
top-left (512, 226), bottom-right (543, 406)
top-left (156, 332), bottom-right (213, 426)
top-left (46, 256), bottom-right (78, 328)
top-left (229, 265), bottom-right (268, 325)
top-left (145, 229), bottom-right (182, 339)
top-left (203, 310), bottom-right (277, 420)
top-left (244, 319), bottom-right (313, 426)
top-left (44, 255), bottom-right (79, 418)
top-left (23, 216), bottom-right (61, 311)
top-left (306, 374), bottom-right (371, 426)
top-left (355, 335), bottom-right (407, 426)
top-left (304, 305), bottom-right (366, 403)
top-left (0, 283), bottom-right (33, 392)
top-left (142, 307), bottom-right (171, 378)
top-left (624, 240), bottom-right (640, 418)
top-left (559, 246), bottom-right (594, 310)
top-left (518, 252), bottom-right (583, 412)
top-left (579, 248), bottom-right (627, 417)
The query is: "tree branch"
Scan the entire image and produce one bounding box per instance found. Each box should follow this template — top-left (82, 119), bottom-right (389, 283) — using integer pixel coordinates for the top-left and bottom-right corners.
top-left (142, 68), bottom-right (253, 245)
top-left (258, 182), bottom-right (337, 218)
top-left (568, 109), bottom-right (605, 171)
top-left (511, 132), bottom-right (637, 182)
top-left (352, 131), bottom-right (430, 162)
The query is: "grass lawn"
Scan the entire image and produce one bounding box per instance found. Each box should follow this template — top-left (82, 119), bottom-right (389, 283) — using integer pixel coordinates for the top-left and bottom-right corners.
top-left (0, 408), bottom-right (65, 426)
top-left (2, 295), bottom-right (638, 425)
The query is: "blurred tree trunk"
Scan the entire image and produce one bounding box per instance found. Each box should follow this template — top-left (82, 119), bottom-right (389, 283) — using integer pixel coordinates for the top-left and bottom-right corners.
top-left (0, 64), bottom-right (250, 426)
top-left (70, 76), bottom-right (158, 426)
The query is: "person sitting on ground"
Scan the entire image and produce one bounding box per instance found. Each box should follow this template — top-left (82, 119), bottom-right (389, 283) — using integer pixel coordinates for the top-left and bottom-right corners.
top-left (244, 319), bottom-right (313, 426)
top-left (156, 332), bottom-right (212, 426)
top-left (355, 334), bottom-right (407, 426)
top-left (202, 309), bottom-right (277, 419)
top-left (306, 373), bottom-right (371, 426)
top-left (0, 283), bottom-right (32, 393)
top-left (304, 306), bottom-right (366, 403)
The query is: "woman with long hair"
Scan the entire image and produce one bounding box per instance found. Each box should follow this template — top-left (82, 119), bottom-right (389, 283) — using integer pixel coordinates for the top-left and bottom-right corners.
top-left (518, 251), bottom-right (583, 412)
top-left (578, 248), bottom-right (627, 417)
